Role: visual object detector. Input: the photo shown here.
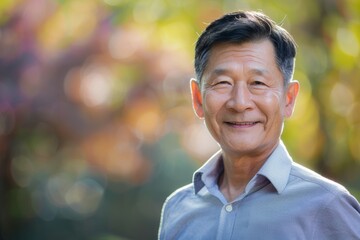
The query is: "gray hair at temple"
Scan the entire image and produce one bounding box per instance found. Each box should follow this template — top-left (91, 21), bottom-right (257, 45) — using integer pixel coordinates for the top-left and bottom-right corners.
top-left (194, 10), bottom-right (297, 86)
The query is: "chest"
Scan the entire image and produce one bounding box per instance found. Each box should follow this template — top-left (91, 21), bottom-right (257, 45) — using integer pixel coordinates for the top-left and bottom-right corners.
top-left (164, 188), bottom-right (321, 240)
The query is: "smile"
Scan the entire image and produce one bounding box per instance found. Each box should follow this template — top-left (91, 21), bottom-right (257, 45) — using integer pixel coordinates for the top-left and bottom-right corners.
top-left (225, 121), bottom-right (260, 127)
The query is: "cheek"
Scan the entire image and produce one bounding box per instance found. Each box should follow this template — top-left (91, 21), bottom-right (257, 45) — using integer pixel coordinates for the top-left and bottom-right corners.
top-left (203, 93), bottom-right (225, 116)
top-left (256, 91), bottom-right (286, 118)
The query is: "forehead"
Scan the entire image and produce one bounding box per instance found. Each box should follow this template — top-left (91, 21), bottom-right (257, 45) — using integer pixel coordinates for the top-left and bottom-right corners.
top-left (203, 40), bottom-right (279, 78)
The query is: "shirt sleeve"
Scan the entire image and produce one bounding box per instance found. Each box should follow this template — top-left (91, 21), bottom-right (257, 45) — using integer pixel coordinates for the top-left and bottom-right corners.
top-left (312, 191), bottom-right (360, 239)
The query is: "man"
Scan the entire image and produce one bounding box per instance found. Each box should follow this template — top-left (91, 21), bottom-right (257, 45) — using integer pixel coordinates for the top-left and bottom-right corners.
top-left (158, 10), bottom-right (360, 239)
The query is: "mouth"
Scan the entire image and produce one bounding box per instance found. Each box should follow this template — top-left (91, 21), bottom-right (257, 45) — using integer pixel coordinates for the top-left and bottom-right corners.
top-left (224, 121), bottom-right (260, 128)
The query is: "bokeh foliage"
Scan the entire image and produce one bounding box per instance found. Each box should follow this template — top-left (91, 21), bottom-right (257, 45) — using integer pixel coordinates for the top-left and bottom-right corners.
top-left (0, 0), bottom-right (359, 239)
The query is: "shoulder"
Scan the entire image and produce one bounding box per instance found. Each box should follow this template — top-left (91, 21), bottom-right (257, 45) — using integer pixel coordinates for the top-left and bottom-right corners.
top-left (290, 163), bottom-right (360, 236)
top-left (160, 183), bottom-right (195, 226)
top-left (159, 184), bottom-right (196, 239)
top-left (163, 183), bottom-right (195, 209)
top-left (289, 162), bottom-right (349, 196)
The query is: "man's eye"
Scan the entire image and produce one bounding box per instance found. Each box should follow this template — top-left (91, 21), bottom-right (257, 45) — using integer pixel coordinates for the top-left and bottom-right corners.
top-left (253, 81), bottom-right (266, 86)
top-left (215, 81), bottom-right (231, 85)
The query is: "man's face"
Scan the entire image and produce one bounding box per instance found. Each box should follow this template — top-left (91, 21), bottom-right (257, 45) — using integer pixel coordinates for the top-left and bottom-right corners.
top-left (191, 40), bottom-right (299, 158)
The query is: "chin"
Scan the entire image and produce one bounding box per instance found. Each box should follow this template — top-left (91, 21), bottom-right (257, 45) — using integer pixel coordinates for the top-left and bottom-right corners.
top-left (224, 141), bottom-right (275, 155)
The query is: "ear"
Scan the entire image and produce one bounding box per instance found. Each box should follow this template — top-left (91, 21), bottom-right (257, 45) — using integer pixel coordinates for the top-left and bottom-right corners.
top-left (190, 78), bottom-right (204, 119)
top-left (284, 80), bottom-right (300, 118)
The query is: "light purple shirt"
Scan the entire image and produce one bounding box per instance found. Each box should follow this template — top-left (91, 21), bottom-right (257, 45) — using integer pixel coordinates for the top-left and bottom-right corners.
top-left (158, 141), bottom-right (360, 239)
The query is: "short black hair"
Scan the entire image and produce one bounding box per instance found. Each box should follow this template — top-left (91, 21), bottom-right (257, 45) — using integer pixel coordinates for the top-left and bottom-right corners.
top-left (195, 10), bottom-right (296, 85)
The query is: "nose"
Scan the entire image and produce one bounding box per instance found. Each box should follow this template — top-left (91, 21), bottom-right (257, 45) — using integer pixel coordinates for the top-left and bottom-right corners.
top-left (225, 82), bottom-right (254, 112)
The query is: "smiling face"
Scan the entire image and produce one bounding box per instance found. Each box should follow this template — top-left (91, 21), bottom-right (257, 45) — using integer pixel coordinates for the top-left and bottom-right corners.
top-left (191, 40), bottom-right (299, 158)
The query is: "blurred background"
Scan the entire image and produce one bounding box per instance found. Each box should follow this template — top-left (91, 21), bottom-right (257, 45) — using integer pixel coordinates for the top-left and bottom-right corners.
top-left (0, 0), bottom-right (359, 239)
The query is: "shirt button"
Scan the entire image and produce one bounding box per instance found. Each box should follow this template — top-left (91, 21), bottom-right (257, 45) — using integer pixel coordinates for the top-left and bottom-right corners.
top-left (225, 204), bottom-right (233, 212)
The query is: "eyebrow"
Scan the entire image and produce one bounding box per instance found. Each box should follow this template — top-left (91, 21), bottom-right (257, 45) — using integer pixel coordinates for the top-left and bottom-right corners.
top-left (211, 68), bottom-right (229, 76)
top-left (248, 68), bottom-right (270, 76)
top-left (210, 67), bottom-right (270, 77)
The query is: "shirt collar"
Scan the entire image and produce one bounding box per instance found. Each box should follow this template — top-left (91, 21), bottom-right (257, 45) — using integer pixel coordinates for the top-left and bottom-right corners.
top-left (257, 141), bottom-right (293, 194)
top-left (192, 141), bottom-right (293, 194)
top-left (193, 150), bottom-right (222, 194)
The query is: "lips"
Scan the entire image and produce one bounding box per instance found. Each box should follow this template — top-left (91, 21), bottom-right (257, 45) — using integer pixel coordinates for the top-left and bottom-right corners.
top-left (224, 121), bottom-right (260, 127)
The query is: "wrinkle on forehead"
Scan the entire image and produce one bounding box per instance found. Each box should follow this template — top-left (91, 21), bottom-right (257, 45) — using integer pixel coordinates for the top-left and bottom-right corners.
top-left (202, 40), bottom-right (280, 83)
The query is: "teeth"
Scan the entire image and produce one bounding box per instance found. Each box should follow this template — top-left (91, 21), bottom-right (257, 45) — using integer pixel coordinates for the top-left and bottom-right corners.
top-left (230, 122), bottom-right (257, 125)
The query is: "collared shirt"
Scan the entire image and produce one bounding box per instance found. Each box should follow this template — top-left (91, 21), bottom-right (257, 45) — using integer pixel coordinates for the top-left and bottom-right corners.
top-left (158, 142), bottom-right (360, 240)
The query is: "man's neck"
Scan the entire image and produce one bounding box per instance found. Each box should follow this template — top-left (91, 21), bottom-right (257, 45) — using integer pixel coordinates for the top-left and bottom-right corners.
top-left (218, 145), bottom-right (277, 202)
